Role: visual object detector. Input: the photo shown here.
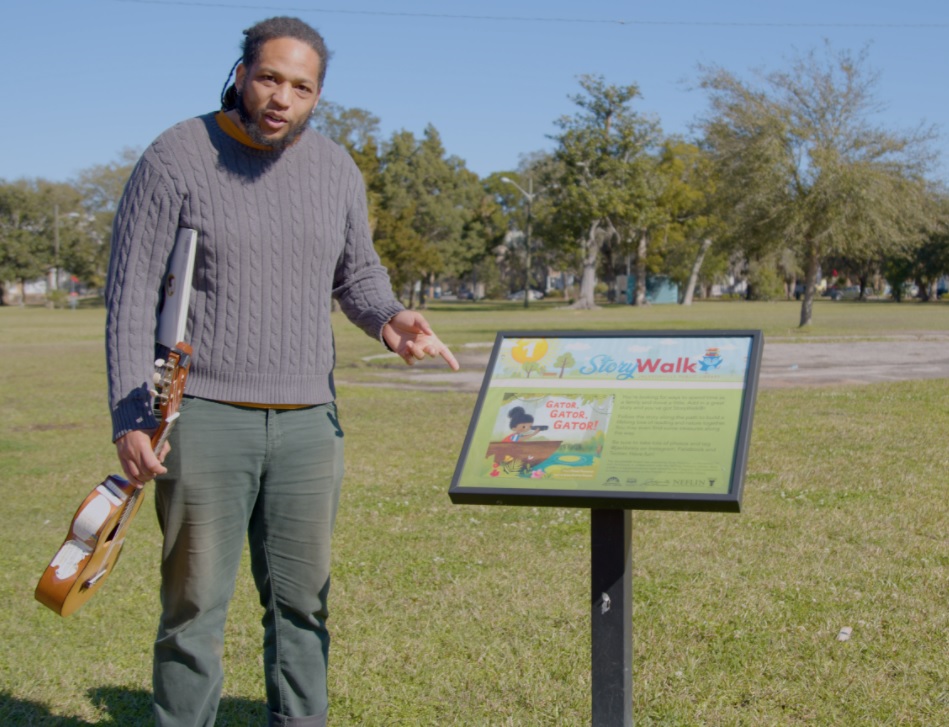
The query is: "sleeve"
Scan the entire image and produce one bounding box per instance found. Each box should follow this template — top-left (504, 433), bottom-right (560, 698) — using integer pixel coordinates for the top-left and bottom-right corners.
top-left (332, 164), bottom-right (404, 341)
top-left (105, 153), bottom-right (182, 441)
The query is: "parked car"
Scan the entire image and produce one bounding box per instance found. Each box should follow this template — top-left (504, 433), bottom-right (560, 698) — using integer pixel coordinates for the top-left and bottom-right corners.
top-left (825, 285), bottom-right (863, 300)
top-left (507, 289), bottom-right (545, 301)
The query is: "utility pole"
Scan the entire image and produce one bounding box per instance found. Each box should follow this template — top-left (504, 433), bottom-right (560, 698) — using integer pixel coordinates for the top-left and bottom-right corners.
top-left (501, 177), bottom-right (538, 309)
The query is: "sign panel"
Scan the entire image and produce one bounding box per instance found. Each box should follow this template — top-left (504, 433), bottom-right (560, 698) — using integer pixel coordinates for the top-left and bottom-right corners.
top-left (449, 330), bottom-right (763, 512)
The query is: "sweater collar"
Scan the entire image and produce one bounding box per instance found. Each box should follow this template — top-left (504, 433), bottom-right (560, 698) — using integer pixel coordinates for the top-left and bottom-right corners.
top-left (214, 111), bottom-right (272, 151)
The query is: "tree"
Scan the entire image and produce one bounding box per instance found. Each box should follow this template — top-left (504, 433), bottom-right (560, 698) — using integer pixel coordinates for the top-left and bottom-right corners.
top-left (554, 352), bottom-right (576, 378)
top-left (881, 188), bottom-right (949, 301)
top-left (372, 203), bottom-right (439, 307)
top-left (313, 105), bottom-right (502, 305)
top-left (648, 140), bottom-right (726, 305)
top-left (0, 178), bottom-right (86, 303)
top-left (544, 75), bottom-right (663, 309)
top-left (311, 101), bottom-right (380, 153)
top-left (373, 126), bottom-right (492, 305)
top-left (486, 170), bottom-right (544, 298)
top-left (699, 43), bottom-right (936, 326)
top-left (466, 172), bottom-right (512, 297)
top-left (0, 181), bottom-right (45, 303)
top-left (310, 101), bottom-right (381, 182)
top-left (73, 149), bottom-right (139, 289)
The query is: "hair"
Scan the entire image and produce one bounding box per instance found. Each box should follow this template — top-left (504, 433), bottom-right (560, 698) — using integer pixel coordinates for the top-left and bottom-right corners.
top-left (221, 16), bottom-right (330, 111)
top-left (507, 406), bottom-right (534, 429)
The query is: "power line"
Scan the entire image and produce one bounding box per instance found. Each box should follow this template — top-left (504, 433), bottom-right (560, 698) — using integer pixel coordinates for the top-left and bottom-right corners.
top-left (114, 0), bottom-right (949, 30)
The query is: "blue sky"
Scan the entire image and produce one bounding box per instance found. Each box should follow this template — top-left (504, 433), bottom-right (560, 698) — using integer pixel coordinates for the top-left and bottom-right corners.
top-left (4, 1), bottom-right (948, 183)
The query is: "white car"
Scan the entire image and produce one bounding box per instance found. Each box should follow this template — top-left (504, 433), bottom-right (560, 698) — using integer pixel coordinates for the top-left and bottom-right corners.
top-left (507, 289), bottom-right (545, 301)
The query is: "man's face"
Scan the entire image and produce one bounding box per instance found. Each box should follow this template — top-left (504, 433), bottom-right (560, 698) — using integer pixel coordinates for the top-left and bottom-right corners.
top-left (234, 37), bottom-right (322, 150)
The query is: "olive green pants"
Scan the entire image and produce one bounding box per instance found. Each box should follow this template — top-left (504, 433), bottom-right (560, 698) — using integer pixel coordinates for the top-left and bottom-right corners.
top-left (152, 398), bottom-right (344, 727)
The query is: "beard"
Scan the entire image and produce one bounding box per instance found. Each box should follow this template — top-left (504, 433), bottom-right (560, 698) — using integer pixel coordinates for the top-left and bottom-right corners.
top-left (235, 88), bottom-right (312, 152)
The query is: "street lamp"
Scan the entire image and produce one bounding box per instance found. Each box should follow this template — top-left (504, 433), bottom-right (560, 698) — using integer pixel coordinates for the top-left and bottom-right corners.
top-left (50, 205), bottom-right (84, 291)
top-left (501, 176), bottom-right (537, 309)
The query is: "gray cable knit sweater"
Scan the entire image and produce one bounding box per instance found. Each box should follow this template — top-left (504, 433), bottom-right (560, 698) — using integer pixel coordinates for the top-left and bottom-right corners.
top-left (105, 113), bottom-right (404, 441)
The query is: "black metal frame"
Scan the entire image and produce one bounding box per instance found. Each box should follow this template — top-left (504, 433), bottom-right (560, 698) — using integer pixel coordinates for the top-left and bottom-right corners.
top-left (449, 329), bottom-right (763, 513)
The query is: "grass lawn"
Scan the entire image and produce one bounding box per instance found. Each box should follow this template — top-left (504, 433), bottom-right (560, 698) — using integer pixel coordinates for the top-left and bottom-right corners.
top-left (1, 300), bottom-right (947, 725)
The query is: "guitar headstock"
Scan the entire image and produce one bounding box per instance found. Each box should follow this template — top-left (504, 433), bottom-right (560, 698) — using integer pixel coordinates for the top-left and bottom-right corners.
top-left (151, 342), bottom-right (193, 426)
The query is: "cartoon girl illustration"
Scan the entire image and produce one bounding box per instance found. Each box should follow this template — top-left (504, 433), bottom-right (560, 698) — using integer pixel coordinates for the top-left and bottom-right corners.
top-left (503, 406), bottom-right (545, 442)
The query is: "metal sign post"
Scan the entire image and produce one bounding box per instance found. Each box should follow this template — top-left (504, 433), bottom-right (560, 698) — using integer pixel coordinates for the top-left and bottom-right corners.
top-left (591, 508), bottom-right (633, 727)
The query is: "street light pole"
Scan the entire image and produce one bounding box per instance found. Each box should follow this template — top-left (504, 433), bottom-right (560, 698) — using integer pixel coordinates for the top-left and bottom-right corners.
top-left (51, 204), bottom-right (60, 292)
top-left (50, 207), bottom-right (86, 296)
top-left (501, 176), bottom-right (535, 309)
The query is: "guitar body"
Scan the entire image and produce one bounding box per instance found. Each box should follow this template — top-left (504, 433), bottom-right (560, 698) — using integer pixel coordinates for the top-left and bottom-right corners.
top-left (35, 475), bottom-right (146, 616)
top-left (35, 342), bottom-right (192, 616)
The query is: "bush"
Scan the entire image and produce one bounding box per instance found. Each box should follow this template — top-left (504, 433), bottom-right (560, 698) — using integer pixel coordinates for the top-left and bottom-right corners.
top-left (746, 261), bottom-right (785, 301)
top-left (46, 289), bottom-right (69, 309)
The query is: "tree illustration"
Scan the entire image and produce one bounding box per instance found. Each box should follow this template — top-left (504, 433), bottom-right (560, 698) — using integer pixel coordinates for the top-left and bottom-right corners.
top-left (554, 352), bottom-right (576, 378)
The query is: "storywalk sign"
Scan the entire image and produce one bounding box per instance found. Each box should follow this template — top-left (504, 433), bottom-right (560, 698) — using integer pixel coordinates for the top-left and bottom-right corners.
top-left (450, 330), bottom-right (763, 726)
top-left (450, 330), bottom-right (762, 513)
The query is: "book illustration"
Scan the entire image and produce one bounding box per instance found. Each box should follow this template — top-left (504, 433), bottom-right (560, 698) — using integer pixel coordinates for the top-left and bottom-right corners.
top-left (485, 393), bottom-right (614, 481)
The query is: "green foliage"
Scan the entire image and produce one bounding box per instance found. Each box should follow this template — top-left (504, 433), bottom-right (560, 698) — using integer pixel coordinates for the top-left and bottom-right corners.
top-left (879, 191), bottom-right (949, 301)
top-left (0, 150), bottom-right (136, 300)
top-left (72, 148), bottom-right (139, 288)
top-left (698, 43), bottom-right (937, 326)
top-left (373, 126), bottom-right (497, 304)
top-left (0, 179), bottom-right (82, 288)
top-left (310, 101), bottom-right (382, 183)
top-left (46, 289), bottom-right (69, 309)
top-left (543, 75), bottom-right (663, 308)
top-left (311, 101), bottom-right (381, 154)
top-left (553, 351), bottom-right (576, 378)
top-left (746, 258), bottom-right (787, 300)
top-left (372, 203), bottom-right (439, 305)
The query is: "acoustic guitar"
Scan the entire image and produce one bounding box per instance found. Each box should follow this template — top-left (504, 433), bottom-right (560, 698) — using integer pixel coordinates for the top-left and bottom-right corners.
top-left (35, 342), bottom-right (193, 616)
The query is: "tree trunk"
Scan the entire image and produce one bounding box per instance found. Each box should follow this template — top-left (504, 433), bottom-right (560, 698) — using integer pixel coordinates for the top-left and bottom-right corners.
top-left (571, 220), bottom-right (601, 309)
top-left (682, 238), bottom-right (712, 306)
top-left (418, 275), bottom-right (429, 309)
top-left (919, 278), bottom-right (938, 302)
top-left (858, 273), bottom-right (869, 301)
top-left (634, 229), bottom-right (648, 306)
top-left (798, 240), bottom-right (820, 327)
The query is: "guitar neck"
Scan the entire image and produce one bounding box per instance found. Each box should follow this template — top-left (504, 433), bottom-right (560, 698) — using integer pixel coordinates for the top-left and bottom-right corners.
top-left (151, 412), bottom-right (180, 456)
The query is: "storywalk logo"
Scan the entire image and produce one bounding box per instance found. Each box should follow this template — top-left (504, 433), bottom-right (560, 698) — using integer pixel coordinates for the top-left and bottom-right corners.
top-left (577, 347), bottom-right (725, 381)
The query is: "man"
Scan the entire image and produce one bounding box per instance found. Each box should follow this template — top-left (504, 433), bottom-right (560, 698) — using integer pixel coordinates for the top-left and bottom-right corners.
top-left (105, 16), bottom-right (458, 726)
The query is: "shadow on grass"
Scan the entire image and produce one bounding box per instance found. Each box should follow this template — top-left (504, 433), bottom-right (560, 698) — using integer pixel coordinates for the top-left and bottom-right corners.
top-left (0, 687), bottom-right (267, 725)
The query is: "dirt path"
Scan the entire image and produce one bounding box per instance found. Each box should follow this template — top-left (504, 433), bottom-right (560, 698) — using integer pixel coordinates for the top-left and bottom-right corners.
top-left (346, 333), bottom-right (949, 392)
top-left (755, 334), bottom-right (949, 389)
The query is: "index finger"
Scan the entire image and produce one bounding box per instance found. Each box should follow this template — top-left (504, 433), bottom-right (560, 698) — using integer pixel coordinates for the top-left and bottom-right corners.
top-left (437, 344), bottom-right (460, 371)
top-left (413, 337), bottom-right (460, 371)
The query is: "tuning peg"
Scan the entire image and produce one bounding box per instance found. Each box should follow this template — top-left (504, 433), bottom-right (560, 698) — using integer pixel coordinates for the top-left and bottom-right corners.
top-left (154, 358), bottom-right (166, 369)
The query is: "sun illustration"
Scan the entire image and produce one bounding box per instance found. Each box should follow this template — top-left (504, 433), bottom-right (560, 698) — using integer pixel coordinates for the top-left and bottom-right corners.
top-left (510, 338), bottom-right (549, 364)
